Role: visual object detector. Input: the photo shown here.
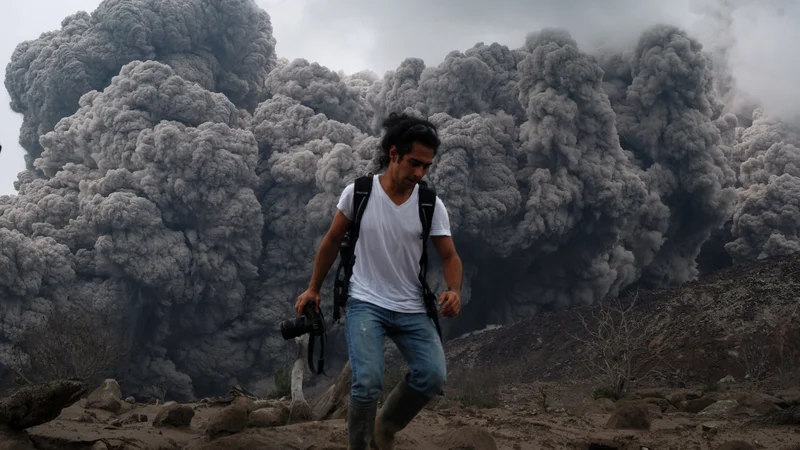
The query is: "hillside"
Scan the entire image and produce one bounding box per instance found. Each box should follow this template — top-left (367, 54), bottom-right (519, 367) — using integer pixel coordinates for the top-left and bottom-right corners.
top-left (440, 252), bottom-right (800, 389)
top-left (0, 254), bottom-right (798, 449)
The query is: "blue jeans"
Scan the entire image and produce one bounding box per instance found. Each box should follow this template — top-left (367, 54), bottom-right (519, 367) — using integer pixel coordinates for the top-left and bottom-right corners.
top-left (345, 297), bottom-right (446, 403)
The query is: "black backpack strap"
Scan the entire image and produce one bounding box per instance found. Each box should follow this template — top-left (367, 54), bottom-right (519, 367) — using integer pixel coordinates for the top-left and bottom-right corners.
top-left (417, 181), bottom-right (442, 341)
top-left (351, 175), bottom-right (374, 242)
top-left (332, 174), bottom-right (373, 322)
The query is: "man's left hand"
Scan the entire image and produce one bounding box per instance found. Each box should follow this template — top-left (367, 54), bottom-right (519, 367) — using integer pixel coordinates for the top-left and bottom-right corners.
top-left (438, 290), bottom-right (461, 317)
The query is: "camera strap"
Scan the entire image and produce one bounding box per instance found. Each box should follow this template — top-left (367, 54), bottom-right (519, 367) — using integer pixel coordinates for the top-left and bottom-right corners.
top-left (307, 311), bottom-right (326, 376)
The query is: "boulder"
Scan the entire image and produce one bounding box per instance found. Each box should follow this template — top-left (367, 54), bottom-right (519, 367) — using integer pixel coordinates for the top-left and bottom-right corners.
top-left (153, 403), bottom-right (195, 428)
top-left (205, 399), bottom-right (251, 439)
top-left (773, 390), bottom-right (800, 408)
top-left (606, 402), bottom-right (653, 430)
top-left (757, 405), bottom-right (800, 426)
top-left (733, 392), bottom-right (780, 415)
top-left (680, 397), bottom-right (717, 414)
top-left (85, 379), bottom-right (122, 414)
top-left (0, 425), bottom-right (37, 449)
top-left (0, 379), bottom-right (87, 430)
top-left (246, 407), bottom-right (289, 428)
top-left (698, 400), bottom-right (748, 417)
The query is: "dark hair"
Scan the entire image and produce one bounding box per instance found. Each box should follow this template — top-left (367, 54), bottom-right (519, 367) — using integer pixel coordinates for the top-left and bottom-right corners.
top-left (378, 112), bottom-right (440, 169)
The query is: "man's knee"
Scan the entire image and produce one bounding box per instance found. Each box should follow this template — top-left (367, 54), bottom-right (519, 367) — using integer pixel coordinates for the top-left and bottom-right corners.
top-left (408, 356), bottom-right (447, 397)
top-left (350, 365), bottom-right (384, 403)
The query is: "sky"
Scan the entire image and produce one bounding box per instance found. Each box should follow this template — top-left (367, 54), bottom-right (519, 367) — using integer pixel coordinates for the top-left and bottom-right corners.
top-left (1, 0), bottom-right (797, 196)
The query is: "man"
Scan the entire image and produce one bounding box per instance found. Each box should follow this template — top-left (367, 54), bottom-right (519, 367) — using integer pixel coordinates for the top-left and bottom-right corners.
top-left (295, 112), bottom-right (463, 449)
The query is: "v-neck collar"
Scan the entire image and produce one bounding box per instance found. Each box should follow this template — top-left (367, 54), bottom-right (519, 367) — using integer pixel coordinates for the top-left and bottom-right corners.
top-left (376, 174), bottom-right (417, 209)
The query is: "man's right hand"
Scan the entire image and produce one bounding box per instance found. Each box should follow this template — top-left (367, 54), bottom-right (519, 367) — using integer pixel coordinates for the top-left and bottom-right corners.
top-left (295, 288), bottom-right (321, 316)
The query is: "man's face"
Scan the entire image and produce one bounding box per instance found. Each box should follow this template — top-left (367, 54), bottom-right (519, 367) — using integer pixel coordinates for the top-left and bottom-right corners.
top-left (390, 142), bottom-right (435, 187)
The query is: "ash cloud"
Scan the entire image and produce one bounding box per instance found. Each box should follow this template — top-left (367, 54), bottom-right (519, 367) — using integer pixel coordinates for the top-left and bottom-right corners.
top-left (4, 0), bottom-right (277, 170)
top-left (2, 0), bottom-right (799, 400)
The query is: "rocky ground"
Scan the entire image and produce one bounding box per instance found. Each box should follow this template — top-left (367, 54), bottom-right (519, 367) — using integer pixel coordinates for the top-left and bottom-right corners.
top-left (2, 376), bottom-right (799, 449)
top-left (1, 253), bottom-right (798, 449)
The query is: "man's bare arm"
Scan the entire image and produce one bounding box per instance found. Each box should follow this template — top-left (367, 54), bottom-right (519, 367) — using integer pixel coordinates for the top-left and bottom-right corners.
top-left (307, 210), bottom-right (352, 292)
top-left (431, 235), bottom-right (462, 294)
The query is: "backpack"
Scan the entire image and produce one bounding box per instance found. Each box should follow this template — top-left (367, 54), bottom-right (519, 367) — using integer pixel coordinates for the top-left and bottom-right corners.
top-left (332, 174), bottom-right (443, 341)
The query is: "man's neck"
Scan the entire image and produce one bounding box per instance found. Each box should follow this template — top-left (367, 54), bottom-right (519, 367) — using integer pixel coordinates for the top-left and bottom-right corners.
top-left (379, 172), bottom-right (414, 199)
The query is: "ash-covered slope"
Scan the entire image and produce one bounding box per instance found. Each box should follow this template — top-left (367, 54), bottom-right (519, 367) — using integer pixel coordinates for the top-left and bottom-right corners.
top-left (443, 251), bottom-right (800, 384)
top-left (2, 0), bottom-right (799, 400)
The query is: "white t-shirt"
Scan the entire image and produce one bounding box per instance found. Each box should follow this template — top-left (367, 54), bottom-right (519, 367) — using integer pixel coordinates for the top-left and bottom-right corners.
top-left (336, 174), bottom-right (451, 314)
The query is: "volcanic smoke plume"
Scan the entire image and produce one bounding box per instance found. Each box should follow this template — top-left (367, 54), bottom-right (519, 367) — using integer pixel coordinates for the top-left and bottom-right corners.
top-left (2, 0), bottom-right (799, 399)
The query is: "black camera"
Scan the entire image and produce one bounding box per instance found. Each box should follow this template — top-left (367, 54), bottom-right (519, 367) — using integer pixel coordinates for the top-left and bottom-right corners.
top-left (281, 301), bottom-right (324, 340)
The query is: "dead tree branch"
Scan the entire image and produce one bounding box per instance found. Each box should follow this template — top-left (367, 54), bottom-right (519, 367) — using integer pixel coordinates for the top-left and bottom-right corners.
top-left (570, 292), bottom-right (668, 399)
top-left (8, 305), bottom-right (131, 386)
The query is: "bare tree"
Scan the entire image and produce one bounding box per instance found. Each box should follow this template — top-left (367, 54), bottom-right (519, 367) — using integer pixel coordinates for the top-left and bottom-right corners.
top-left (8, 305), bottom-right (131, 386)
top-left (737, 302), bottom-right (800, 384)
top-left (145, 384), bottom-right (169, 404)
top-left (571, 292), bottom-right (668, 399)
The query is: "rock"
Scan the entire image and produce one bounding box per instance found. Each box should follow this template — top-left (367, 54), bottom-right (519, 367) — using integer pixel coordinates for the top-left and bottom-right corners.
top-left (643, 397), bottom-right (670, 412)
top-left (680, 397), bottom-right (717, 413)
top-left (632, 388), bottom-right (668, 399)
top-left (205, 401), bottom-right (250, 439)
top-left (122, 413), bottom-right (148, 425)
top-left (698, 400), bottom-right (748, 417)
top-left (246, 407), bottom-right (288, 428)
top-left (124, 396), bottom-right (135, 404)
top-left (576, 398), bottom-right (615, 415)
top-left (719, 375), bottom-right (735, 383)
top-left (289, 399), bottom-right (312, 423)
top-left (595, 398), bottom-right (615, 411)
top-left (153, 403), bottom-right (195, 428)
top-left (232, 396), bottom-right (256, 413)
top-left (699, 422), bottom-right (721, 432)
top-left (606, 402), bottom-right (653, 430)
top-left (666, 389), bottom-right (702, 407)
top-left (91, 442), bottom-right (109, 450)
top-left (435, 426), bottom-right (498, 450)
top-left (0, 425), bottom-right (37, 449)
top-left (756, 405), bottom-right (800, 426)
top-left (0, 379), bottom-right (87, 430)
top-left (76, 410), bottom-right (101, 423)
top-left (251, 400), bottom-right (272, 410)
top-left (716, 441), bottom-right (754, 450)
top-left (733, 392), bottom-right (780, 415)
top-left (773, 390), bottom-right (800, 408)
top-left (85, 379), bottom-right (123, 414)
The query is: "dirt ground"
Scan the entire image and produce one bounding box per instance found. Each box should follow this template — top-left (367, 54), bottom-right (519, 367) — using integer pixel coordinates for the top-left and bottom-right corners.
top-left (19, 378), bottom-right (800, 450)
top-left (11, 254), bottom-right (800, 449)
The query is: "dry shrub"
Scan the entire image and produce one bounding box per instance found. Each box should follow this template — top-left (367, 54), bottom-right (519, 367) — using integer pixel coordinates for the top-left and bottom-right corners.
top-left (268, 365), bottom-right (291, 399)
top-left (8, 305), bottom-right (131, 387)
top-left (571, 291), bottom-right (668, 400)
top-left (737, 302), bottom-right (800, 385)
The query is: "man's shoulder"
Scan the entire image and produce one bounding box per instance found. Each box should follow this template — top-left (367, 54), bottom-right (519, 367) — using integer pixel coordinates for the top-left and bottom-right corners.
top-left (418, 183), bottom-right (445, 207)
top-left (352, 174), bottom-right (377, 190)
top-left (417, 181), bottom-right (437, 196)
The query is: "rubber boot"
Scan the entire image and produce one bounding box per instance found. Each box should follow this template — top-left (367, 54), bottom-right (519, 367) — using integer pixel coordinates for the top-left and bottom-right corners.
top-left (371, 376), bottom-right (432, 450)
top-left (348, 396), bottom-right (377, 450)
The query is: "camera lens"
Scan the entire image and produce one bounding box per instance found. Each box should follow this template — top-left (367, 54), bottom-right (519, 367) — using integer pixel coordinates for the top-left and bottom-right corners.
top-left (281, 316), bottom-right (307, 340)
